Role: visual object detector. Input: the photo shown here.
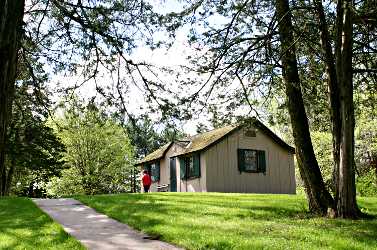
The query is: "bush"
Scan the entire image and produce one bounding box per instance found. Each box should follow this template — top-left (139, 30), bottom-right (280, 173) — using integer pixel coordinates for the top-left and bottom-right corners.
top-left (45, 168), bottom-right (85, 197)
top-left (356, 170), bottom-right (377, 197)
top-left (311, 131), bottom-right (334, 189)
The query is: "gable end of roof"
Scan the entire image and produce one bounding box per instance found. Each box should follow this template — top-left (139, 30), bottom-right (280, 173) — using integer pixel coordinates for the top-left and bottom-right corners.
top-left (136, 142), bottom-right (173, 166)
top-left (252, 120), bottom-right (295, 154)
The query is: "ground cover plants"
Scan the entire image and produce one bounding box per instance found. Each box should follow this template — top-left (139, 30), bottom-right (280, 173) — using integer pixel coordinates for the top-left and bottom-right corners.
top-left (0, 197), bottom-right (83, 250)
top-left (77, 193), bottom-right (377, 250)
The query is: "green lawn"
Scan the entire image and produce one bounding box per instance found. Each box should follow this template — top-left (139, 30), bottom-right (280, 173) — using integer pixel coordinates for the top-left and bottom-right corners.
top-left (77, 193), bottom-right (377, 250)
top-left (0, 197), bottom-right (84, 250)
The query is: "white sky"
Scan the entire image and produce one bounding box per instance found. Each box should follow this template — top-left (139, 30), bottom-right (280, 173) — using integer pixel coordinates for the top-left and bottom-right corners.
top-left (45, 1), bottom-right (206, 135)
top-left (43, 0), bottom-right (259, 135)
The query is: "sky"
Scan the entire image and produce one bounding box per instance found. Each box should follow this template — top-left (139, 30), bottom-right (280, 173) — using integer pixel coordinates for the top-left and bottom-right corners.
top-left (48, 26), bottom-right (204, 135)
top-left (41, 0), bottom-right (212, 135)
top-left (32, 0), bottom-right (256, 135)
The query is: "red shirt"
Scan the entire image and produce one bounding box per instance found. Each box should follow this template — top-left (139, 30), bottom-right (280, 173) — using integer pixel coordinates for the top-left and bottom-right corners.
top-left (142, 173), bottom-right (152, 186)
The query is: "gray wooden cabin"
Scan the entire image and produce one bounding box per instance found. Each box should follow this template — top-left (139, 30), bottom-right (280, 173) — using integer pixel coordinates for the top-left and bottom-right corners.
top-left (136, 119), bottom-right (296, 194)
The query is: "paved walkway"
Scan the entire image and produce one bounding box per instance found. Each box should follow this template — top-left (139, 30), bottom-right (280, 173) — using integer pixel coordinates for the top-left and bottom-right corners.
top-left (33, 198), bottom-right (183, 250)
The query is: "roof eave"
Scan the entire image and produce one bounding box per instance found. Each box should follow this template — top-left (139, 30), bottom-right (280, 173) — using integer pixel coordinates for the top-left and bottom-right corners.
top-left (135, 157), bottom-right (163, 166)
top-left (252, 120), bottom-right (296, 154)
top-left (135, 142), bottom-right (174, 166)
top-left (172, 125), bottom-right (242, 158)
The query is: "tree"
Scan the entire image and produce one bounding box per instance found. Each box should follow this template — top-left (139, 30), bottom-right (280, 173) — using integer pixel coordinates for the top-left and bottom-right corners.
top-left (354, 92), bottom-right (377, 196)
top-left (332, 0), bottom-right (359, 218)
top-left (5, 84), bottom-right (65, 196)
top-left (274, 0), bottom-right (335, 214)
top-left (51, 101), bottom-right (135, 195)
top-left (0, 0), bottom-right (25, 196)
top-left (124, 114), bottom-right (184, 158)
top-left (309, 0), bottom-right (371, 217)
top-left (21, 0), bottom-right (177, 127)
top-left (122, 114), bottom-right (186, 192)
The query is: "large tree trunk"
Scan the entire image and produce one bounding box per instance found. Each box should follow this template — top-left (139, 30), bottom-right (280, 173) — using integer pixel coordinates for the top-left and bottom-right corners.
top-left (335, 0), bottom-right (360, 218)
top-left (313, 0), bottom-right (342, 204)
top-left (275, 0), bottom-right (334, 215)
top-left (0, 0), bottom-right (25, 196)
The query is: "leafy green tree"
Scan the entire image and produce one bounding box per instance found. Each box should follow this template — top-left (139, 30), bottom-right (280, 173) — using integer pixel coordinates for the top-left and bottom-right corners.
top-left (354, 91), bottom-right (377, 182)
top-left (356, 170), bottom-right (377, 197)
top-left (355, 111), bottom-right (377, 196)
top-left (123, 114), bottom-right (186, 158)
top-left (5, 84), bottom-right (65, 197)
top-left (45, 167), bottom-right (85, 197)
top-left (49, 101), bottom-right (135, 195)
top-left (122, 114), bottom-right (186, 192)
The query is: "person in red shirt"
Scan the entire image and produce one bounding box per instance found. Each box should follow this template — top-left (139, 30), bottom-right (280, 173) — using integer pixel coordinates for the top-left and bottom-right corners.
top-left (142, 170), bottom-right (152, 193)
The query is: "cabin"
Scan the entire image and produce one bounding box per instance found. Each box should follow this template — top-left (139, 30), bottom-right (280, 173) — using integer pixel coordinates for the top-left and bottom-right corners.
top-left (136, 119), bottom-right (296, 194)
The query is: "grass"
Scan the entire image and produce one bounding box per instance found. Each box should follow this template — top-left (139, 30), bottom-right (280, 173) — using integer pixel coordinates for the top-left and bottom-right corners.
top-left (77, 193), bottom-right (377, 250)
top-left (0, 197), bottom-right (84, 250)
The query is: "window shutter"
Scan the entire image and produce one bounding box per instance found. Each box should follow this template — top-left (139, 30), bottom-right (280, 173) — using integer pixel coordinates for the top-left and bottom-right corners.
top-left (155, 162), bottom-right (160, 181)
top-left (179, 157), bottom-right (186, 180)
top-left (150, 162), bottom-right (160, 182)
top-left (193, 153), bottom-right (201, 177)
top-left (237, 149), bottom-right (245, 173)
top-left (144, 164), bottom-right (151, 173)
top-left (258, 150), bottom-right (266, 173)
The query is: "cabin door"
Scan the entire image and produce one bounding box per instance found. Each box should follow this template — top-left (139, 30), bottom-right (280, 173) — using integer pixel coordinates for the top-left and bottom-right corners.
top-left (170, 157), bottom-right (177, 192)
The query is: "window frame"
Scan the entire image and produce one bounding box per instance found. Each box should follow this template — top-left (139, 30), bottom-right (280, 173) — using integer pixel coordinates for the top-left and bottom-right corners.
top-left (185, 156), bottom-right (195, 178)
top-left (145, 161), bottom-right (160, 182)
top-left (237, 149), bottom-right (266, 174)
top-left (180, 153), bottom-right (201, 180)
top-left (242, 149), bottom-right (259, 172)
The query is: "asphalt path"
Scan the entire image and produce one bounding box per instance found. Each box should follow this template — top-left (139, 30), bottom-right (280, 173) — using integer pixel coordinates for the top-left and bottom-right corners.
top-left (33, 198), bottom-right (183, 250)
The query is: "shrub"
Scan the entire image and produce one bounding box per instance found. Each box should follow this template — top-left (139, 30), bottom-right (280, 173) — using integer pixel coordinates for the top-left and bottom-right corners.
top-left (356, 169), bottom-right (377, 197)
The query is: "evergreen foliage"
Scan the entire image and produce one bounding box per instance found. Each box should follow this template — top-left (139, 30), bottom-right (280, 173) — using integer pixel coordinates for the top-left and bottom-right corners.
top-left (6, 85), bottom-right (65, 197)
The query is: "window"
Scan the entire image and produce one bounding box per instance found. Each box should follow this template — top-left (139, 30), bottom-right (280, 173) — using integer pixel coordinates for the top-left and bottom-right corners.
top-left (145, 162), bottom-right (160, 182)
top-left (179, 153), bottom-right (200, 179)
top-left (237, 149), bottom-right (266, 173)
top-left (244, 150), bottom-right (258, 171)
top-left (185, 157), bottom-right (195, 177)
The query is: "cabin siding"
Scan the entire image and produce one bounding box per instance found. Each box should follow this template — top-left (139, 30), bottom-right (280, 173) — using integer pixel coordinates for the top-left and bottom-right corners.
top-left (205, 127), bottom-right (295, 194)
top-left (288, 152), bottom-right (296, 192)
top-left (163, 144), bottom-right (180, 191)
top-left (176, 152), bottom-right (207, 192)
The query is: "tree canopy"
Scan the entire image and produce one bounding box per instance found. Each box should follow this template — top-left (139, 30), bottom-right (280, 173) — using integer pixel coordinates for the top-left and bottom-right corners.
top-left (5, 84), bottom-right (65, 197)
top-left (47, 100), bottom-right (135, 196)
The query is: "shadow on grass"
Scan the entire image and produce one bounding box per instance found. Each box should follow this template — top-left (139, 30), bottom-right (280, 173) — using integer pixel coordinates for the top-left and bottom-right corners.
top-left (76, 193), bottom-right (377, 250)
top-left (0, 197), bottom-right (83, 250)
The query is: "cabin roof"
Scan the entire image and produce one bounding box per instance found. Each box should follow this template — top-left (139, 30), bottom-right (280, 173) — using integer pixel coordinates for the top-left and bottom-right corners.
top-left (172, 125), bottom-right (238, 156)
top-left (136, 142), bottom-right (173, 165)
